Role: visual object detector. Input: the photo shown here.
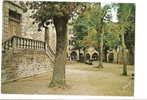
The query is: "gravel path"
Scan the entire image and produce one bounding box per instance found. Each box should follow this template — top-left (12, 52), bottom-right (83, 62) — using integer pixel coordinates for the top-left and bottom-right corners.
top-left (1, 62), bottom-right (134, 96)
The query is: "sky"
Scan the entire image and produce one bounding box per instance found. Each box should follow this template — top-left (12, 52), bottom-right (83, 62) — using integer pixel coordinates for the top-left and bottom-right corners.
top-left (101, 2), bottom-right (118, 22)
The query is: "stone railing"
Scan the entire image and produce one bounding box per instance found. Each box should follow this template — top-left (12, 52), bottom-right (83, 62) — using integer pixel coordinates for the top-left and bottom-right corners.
top-left (2, 37), bottom-right (13, 52)
top-left (2, 36), bottom-right (46, 52)
top-left (2, 35), bottom-right (55, 64)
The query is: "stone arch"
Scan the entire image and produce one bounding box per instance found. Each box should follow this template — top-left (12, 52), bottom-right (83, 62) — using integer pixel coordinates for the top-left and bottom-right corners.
top-left (86, 53), bottom-right (90, 60)
top-left (92, 53), bottom-right (98, 61)
top-left (70, 51), bottom-right (77, 61)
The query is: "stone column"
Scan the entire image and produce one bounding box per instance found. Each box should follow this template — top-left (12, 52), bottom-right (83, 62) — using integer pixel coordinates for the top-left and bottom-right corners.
top-left (12, 37), bottom-right (16, 48)
top-left (107, 53), bottom-right (109, 63)
top-left (76, 50), bottom-right (79, 61)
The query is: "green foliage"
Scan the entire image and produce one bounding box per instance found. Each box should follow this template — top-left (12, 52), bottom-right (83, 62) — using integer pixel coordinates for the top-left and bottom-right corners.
top-left (24, 1), bottom-right (87, 30)
top-left (116, 3), bottom-right (135, 67)
top-left (117, 3), bottom-right (135, 49)
top-left (73, 3), bottom-right (117, 50)
top-left (82, 28), bottom-right (99, 48)
top-left (104, 22), bottom-right (121, 49)
top-left (74, 16), bottom-right (89, 40)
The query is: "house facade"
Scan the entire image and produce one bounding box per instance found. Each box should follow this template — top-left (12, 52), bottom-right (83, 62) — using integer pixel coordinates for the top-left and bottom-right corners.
top-left (2, 1), bottom-right (53, 83)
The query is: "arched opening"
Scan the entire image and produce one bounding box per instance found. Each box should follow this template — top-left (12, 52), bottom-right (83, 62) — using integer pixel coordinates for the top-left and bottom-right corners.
top-left (85, 53), bottom-right (92, 65)
top-left (86, 53), bottom-right (90, 60)
top-left (92, 53), bottom-right (98, 61)
top-left (70, 51), bottom-right (77, 61)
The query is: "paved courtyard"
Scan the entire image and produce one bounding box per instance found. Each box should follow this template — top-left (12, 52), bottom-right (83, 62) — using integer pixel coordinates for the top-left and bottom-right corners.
top-left (1, 62), bottom-right (134, 96)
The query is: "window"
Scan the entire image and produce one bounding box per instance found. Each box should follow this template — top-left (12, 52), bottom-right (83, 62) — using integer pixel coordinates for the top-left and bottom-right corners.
top-left (9, 10), bottom-right (21, 22)
top-left (8, 10), bottom-right (21, 36)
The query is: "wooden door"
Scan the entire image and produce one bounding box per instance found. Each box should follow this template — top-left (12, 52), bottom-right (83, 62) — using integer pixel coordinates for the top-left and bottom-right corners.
top-left (9, 19), bottom-right (21, 36)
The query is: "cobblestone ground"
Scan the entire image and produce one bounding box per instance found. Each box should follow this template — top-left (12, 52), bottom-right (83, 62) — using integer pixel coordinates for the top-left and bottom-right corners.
top-left (1, 61), bottom-right (134, 96)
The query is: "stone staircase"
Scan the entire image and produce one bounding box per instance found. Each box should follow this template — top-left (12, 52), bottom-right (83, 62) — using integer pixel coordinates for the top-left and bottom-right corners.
top-left (2, 36), bottom-right (55, 83)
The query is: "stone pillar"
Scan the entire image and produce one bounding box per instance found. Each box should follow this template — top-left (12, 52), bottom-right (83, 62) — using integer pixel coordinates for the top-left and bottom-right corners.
top-left (76, 50), bottom-right (79, 61)
top-left (107, 53), bottom-right (109, 63)
top-left (106, 50), bottom-right (109, 62)
top-left (12, 37), bottom-right (16, 49)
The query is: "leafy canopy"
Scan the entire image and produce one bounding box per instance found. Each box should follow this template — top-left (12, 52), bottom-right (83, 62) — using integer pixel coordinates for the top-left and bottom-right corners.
top-left (117, 3), bottom-right (135, 49)
top-left (73, 3), bottom-right (115, 49)
top-left (23, 1), bottom-right (87, 30)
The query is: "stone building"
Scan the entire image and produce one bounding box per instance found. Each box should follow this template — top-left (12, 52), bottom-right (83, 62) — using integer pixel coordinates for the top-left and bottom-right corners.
top-left (2, 1), bottom-right (23, 41)
top-left (2, 1), bottom-right (54, 83)
top-left (66, 24), bottom-right (99, 62)
top-left (106, 46), bottom-right (130, 64)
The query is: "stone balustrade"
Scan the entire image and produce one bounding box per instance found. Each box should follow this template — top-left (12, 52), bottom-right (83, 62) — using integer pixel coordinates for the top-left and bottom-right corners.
top-left (2, 35), bottom-right (56, 67)
top-left (2, 36), bottom-right (46, 52)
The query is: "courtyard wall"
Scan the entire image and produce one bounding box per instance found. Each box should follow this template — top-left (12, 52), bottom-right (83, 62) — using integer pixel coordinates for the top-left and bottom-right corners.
top-left (2, 49), bottom-right (53, 83)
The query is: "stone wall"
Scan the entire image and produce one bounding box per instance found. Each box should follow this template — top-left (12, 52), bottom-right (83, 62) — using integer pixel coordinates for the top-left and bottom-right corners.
top-left (2, 1), bottom-right (24, 41)
top-left (2, 1), bottom-right (55, 83)
top-left (21, 10), bottom-right (56, 52)
top-left (2, 49), bottom-right (53, 83)
top-left (3, 1), bottom-right (56, 51)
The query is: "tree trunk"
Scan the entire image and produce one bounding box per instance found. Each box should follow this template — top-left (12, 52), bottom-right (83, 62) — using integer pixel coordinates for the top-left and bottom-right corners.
top-left (131, 47), bottom-right (134, 65)
top-left (78, 48), bottom-right (80, 61)
top-left (45, 27), bottom-right (49, 45)
top-left (129, 46), bottom-right (134, 65)
top-left (97, 29), bottom-right (104, 68)
top-left (121, 32), bottom-right (127, 76)
top-left (83, 47), bottom-right (86, 63)
top-left (49, 16), bottom-right (68, 87)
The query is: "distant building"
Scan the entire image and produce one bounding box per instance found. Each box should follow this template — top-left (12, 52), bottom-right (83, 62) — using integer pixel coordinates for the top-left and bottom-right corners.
top-left (66, 24), bottom-right (99, 62)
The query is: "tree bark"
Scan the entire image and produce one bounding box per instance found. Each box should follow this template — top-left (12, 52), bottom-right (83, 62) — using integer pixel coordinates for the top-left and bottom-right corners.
top-left (121, 32), bottom-right (127, 76)
top-left (45, 27), bottom-right (49, 45)
top-left (78, 48), bottom-right (80, 61)
top-left (97, 28), bottom-right (104, 68)
top-left (49, 16), bottom-right (68, 87)
top-left (129, 46), bottom-right (134, 65)
top-left (83, 47), bottom-right (86, 63)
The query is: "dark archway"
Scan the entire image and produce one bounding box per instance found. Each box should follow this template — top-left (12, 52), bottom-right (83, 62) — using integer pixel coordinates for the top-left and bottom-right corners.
top-left (92, 53), bottom-right (98, 61)
top-left (86, 53), bottom-right (90, 60)
top-left (85, 53), bottom-right (92, 65)
top-left (70, 51), bottom-right (77, 61)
